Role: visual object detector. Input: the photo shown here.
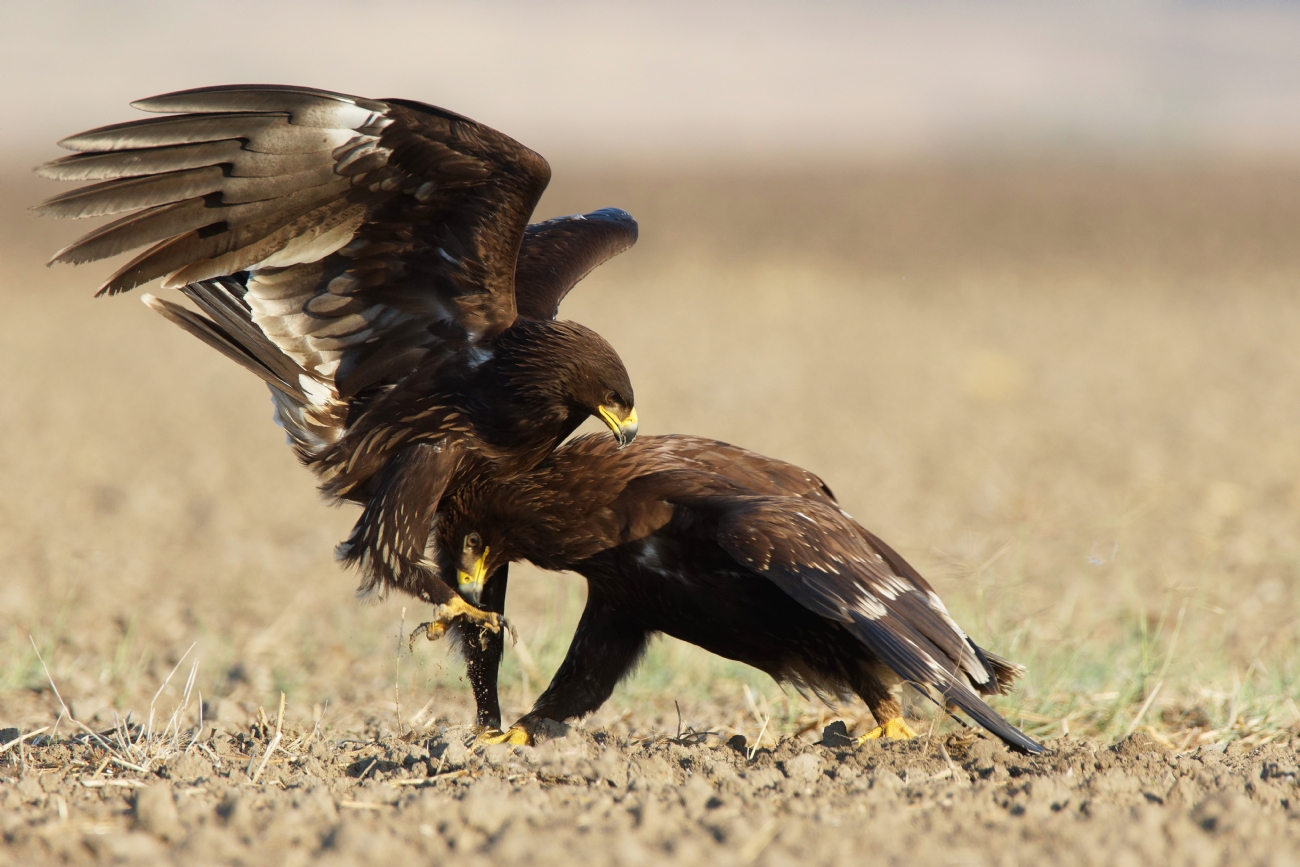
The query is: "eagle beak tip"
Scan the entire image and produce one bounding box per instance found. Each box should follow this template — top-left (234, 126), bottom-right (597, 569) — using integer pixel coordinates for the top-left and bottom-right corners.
top-left (599, 406), bottom-right (638, 449)
top-left (617, 418), bottom-right (638, 449)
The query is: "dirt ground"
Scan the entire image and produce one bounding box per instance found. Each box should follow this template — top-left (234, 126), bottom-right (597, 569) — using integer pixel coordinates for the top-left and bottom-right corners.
top-left (5, 722), bottom-right (1300, 866)
top-left (4, 158), bottom-right (1300, 863)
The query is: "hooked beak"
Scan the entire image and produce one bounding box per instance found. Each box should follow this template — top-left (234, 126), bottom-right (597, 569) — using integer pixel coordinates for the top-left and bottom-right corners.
top-left (457, 547), bottom-right (489, 606)
top-left (597, 405), bottom-right (638, 448)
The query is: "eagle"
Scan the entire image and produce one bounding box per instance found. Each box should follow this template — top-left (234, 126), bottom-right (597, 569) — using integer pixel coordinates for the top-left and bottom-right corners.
top-left (34, 84), bottom-right (641, 636)
top-left (435, 434), bottom-right (1044, 754)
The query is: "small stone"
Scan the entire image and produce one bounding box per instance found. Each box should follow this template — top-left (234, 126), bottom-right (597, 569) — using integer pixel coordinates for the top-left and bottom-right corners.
top-left (0, 729), bottom-right (19, 747)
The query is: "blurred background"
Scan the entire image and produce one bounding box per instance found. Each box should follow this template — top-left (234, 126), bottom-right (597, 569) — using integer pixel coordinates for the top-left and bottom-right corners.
top-left (3, 0), bottom-right (1300, 746)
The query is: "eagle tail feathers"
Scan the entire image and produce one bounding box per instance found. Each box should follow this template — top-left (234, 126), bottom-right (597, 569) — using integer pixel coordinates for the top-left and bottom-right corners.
top-left (975, 647), bottom-right (1026, 696)
top-left (847, 611), bottom-right (1043, 754)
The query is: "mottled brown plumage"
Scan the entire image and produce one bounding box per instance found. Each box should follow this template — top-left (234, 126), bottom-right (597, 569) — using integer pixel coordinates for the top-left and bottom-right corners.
top-left (439, 435), bottom-right (1043, 753)
top-left (35, 84), bottom-right (640, 603)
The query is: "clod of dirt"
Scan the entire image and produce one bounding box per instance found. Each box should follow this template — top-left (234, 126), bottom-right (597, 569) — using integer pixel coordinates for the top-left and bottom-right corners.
top-left (133, 784), bottom-right (181, 841)
top-left (1112, 731), bottom-right (1169, 759)
top-left (819, 720), bottom-right (853, 748)
top-left (1192, 791), bottom-right (1254, 835)
top-left (434, 735), bottom-right (472, 770)
top-left (161, 752), bottom-right (213, 783)
top-left (780, 752), bottom-right (822, 785)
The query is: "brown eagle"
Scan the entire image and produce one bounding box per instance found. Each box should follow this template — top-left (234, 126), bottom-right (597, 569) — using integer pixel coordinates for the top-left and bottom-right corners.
top-left (35, 84), bottom-right (640, 634)
top-left (436, 435), bottom-right (1043, 754)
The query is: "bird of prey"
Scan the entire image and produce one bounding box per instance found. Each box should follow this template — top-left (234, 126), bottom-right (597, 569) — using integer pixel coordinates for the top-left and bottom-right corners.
top-left (436, 435), bottom-right (1044, 754)
top-left (35, 84), bottom-right (641, 635)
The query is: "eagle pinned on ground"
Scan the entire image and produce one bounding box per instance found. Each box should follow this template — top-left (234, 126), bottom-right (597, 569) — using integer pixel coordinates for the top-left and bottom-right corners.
top-left (437, 435), bottom-right (1044, 754)
top-left (34, 84), bottom-right (641, 635)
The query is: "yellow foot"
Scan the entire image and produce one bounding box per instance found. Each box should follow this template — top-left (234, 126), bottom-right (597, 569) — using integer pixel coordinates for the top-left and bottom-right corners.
top-left (856, 718), bottom-right (918, 744)
top-left (408, 596), bottom-right (511, 651)
top-left (475, 725), bottom-right (532, 747)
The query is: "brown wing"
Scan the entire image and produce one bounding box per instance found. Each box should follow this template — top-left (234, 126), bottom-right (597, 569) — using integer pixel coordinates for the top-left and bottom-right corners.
top-left (514, 208), bottom-right (638, 320)
top-left (335, 441), bottom-right (460, 599)
top-left (706, 496), bottom-right (1042, 753)
top-left (35, 84), bottom-right (551, 439)
top-left (661, 436), bottom-right (837, 502)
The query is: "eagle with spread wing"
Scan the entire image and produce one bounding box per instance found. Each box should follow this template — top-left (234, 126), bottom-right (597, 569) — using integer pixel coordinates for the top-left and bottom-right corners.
top-left (437, 435), bottom-right (1043, 754)
top-left (35, 85), bottom-right (641, 634)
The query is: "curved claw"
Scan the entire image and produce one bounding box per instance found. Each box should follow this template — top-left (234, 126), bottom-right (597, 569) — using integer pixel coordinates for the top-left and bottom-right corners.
top-left (476, 725), bottom-right (532, 747)
top-left (856, 717), bottom-right (917, 744)
top-left (408, 596), bottom-right (506, 651)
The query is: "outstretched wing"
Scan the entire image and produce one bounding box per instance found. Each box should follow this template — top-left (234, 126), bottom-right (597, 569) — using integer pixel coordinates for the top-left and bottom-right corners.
top-left (711, 496), bottom-right (1042, 753)
top-left (514, 208), bottom-right (638, 320)
top-left (35, 84), bottom-right (550, 435)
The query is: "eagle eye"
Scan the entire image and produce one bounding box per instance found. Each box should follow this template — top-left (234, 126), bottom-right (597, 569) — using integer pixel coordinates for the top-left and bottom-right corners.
top-left (465, 533), bottom-right (482, 552)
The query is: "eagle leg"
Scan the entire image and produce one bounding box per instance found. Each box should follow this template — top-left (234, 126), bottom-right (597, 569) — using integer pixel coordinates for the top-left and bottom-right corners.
top-left (857, 717), bottom-right (917, 744)
top-left (465, 565), bottom-right (511, 730)
top-left (408, 596), bottom-right (510, 651)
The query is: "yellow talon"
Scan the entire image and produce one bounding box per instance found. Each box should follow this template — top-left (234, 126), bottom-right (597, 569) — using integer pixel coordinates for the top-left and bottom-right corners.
top-left (476, 725), bottom-right (532, 747)
top-left (408, 596), bottom-right (507, 651)
top-left (856, 718), bottom-right (917, 744)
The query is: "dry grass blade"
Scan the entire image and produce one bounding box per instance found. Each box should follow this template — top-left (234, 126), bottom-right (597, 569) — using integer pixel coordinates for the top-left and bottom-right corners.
top-left (302, 701), bottom-right (328, 748)
top-left (939, 743), bottom-right (970, 788)
top-left (28, 636), bottom-right (120, 756)
top-left (80, 779), bottom-right (146, 790)
top-left (110, 756), bottom-right (149, 774)
top-left (748, 716), bottom-right (770, 761)
top-left (252, 732), bottom-right (282, 784)
top-left (146, 642), bottom-right (196, 745)
top-left (1126, 682), bottom-right (1164, 738)
top-left (0, 726), bottom-right (51, 755)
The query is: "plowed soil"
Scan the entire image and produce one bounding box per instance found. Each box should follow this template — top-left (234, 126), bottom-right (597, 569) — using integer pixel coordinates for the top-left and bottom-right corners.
top-left (5, 724), bottom-right (1300, 866)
